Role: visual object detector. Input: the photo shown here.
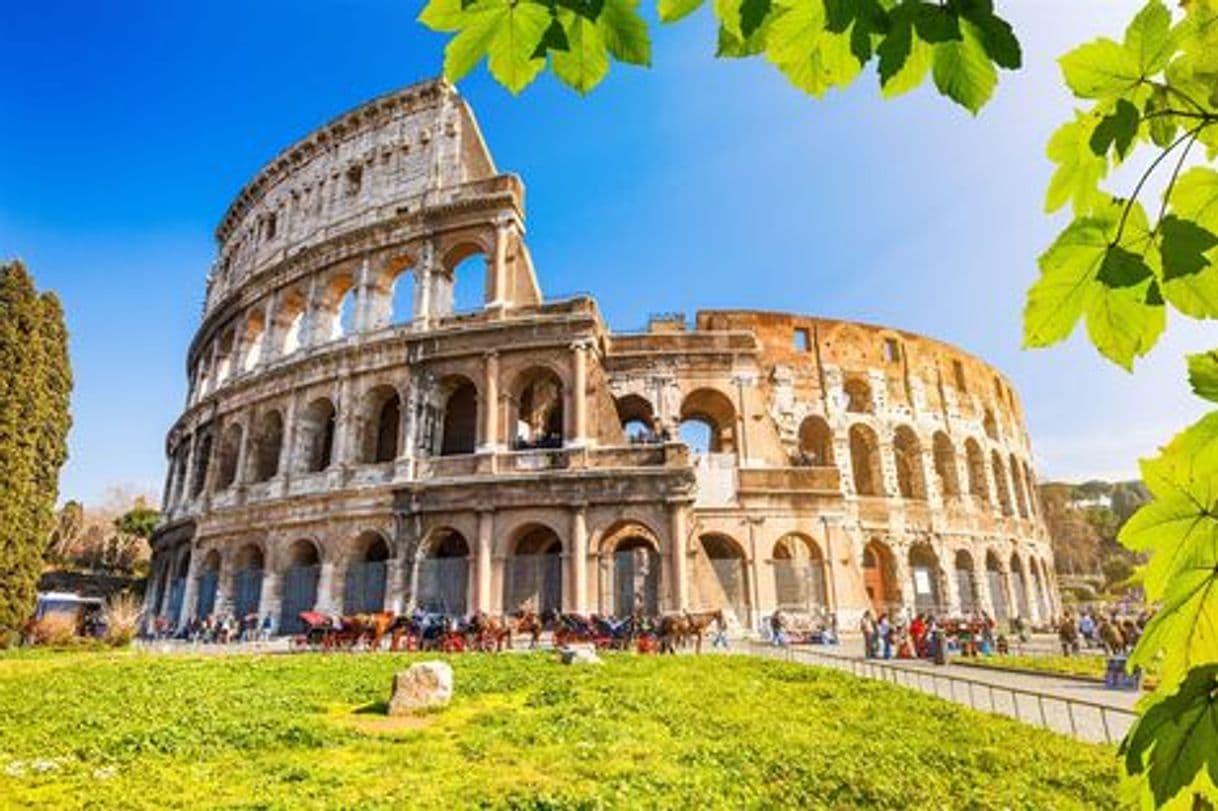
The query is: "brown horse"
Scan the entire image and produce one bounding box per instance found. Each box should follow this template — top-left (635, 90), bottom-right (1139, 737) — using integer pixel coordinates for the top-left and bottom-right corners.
top-left (508, 609), bottom-right (544, 649)
top-left (658, 609), bottom-right (724, 654)
top-left (467, 612), bottom-right (512, 652)
top-left (1098, 618), bottom-right (1126, 655)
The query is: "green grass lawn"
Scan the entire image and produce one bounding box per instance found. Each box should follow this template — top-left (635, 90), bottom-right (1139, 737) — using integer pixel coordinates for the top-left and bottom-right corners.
top-left (0, 650), bottom-right (1121, 809)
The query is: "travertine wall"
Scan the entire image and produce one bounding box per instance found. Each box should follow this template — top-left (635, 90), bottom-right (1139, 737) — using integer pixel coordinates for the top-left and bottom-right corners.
top-left (145, 80), bottom-right (1058, 635)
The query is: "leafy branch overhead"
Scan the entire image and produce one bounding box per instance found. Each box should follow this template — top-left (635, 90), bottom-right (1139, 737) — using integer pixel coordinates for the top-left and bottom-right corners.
top-left (419, 0), bottom-right (1021, 110)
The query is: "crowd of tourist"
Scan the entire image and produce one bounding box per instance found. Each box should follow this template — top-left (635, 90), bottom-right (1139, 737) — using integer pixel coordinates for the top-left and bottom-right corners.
top-left (1055, 606), bottom-right (1151, 656)
top-left (856, 608), bottom-right (1036, 662)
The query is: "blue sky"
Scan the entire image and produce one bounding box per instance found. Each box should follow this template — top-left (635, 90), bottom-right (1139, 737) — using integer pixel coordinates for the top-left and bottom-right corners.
top-left (2, 0), bottom-right (1210, 506)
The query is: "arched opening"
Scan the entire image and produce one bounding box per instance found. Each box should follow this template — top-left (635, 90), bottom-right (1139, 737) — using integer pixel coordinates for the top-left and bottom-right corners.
top-left (389, 269), bottom-right (415, 326)
top-left (190, 430), bottom-right (213, 499)
top-left (983, 408), bottom-right (998, 440)
top-left (849, 424), bottom-right (883, 497)
top-left (844, 377), bottom-right (872, 414)
top-left (1009, 453), bottom-right (1029, 518)
top-left (317, 273), bottom-right (357, 342)
top-left (298, 398), bottom-right (337, 473)
top-left (512, 367), bottom-right (564, 450)
top-left (612, 536), bottom-right (661, 617)
top-left (679, 388), bottom-right (737, 455)
top-left (965, 439), bottom-right (989, 503)
top-left (797, 415), bottom-right (833, 466)
top-left (165, 550), bottom-right (191, 624)
top-left (417, 529), bottom-right (470, 616)
top-left (992, 451), bottom-right (1014, 515)
top-left (343, 532), bottom-right (391, 615)
top-left (275, 287), bottom-right (307, 356)
top-left (361, 385), bottom-right (401, 464)
top-left (232, 544), bottom-right (265, 621)
top-left (985, 551), bottom-right (1009, 622)
top-left (195, 550), bottom-right (221, 619)
top-left (279, 539), bottom-right (321, 634)
top-left (862, 539), bottom-right (899, 616)
top-left (336, 288), bottom-right (358, 338)
top-left (215, 423), bottom-right (244, 491)
top-left (697, 534), bottom-right (750, 626)
top-left (954, 550), bottom-right (978, 615)
top-left (252, 410), bottom-right (284, 483)
top-left (241, 309), bottom-right (266, 373)
top-left (772, 535), bottom-right (827, 612)
top-left (933, 432), bottom-right (960, 497)
top-left (439, 377), bottom-right (478, 456)
top-left (893, 426), bottom-right (926, 500)
top-left (214, 329), bottom-right (235, 385)
top-left (448, 249), bottom-right (487, 315)
top-left (1009, 553), bottom-right (1030, 618)
top-left (504, 525), bottom-right (562, 614)
top-left (908, 543), bottom-right (942, 614)
top-left (615, 394), bottom-right (657, 444)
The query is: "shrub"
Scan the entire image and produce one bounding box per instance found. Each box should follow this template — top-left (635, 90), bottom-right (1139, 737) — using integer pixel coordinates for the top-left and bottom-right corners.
top-left (25, 614), bottom-right (77, 647)
top-left (103, 593), bottom-right (141, 648)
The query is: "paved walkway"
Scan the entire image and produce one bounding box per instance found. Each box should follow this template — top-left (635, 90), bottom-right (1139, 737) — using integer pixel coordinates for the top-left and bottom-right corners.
top-left (747, 639), bottom-right (1139, 745)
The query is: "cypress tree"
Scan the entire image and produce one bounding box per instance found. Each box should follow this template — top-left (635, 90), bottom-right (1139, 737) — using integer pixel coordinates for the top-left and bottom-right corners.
top-left (0, 261), bottom-right (72, 643)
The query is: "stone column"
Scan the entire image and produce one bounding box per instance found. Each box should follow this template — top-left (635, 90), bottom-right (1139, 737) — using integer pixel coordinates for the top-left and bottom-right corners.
top-left (259, 572), bottom-right (282, 633)
top-left (260, 294), bottom-right (280, 366)
top-left (568, 341), bottom-right (589, 447)
top-left (179, 549), bottom-right (200, 628)
top-left (181, 433), bottom-right (199, 508)
top-left (299, 276), bottom-right (320, 349)
top-left (477, 509), bottom-right (494, 614)
top-left (480, 351), bottom-right (500, 452)
top-left (489, 217), bottom-right (511, 310)
top-left (669, 503), bottom-right (689, 611)
top-left (413, 241), bottom-right (435, 329)
top-left (571, 505), bottom-right (588, 614)
top-left (318, 559), bottom-right (341, 615)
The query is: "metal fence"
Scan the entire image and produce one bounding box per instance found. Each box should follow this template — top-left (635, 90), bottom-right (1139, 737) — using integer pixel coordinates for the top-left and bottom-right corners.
top-left (746, 642), bottom-right (1137, 745)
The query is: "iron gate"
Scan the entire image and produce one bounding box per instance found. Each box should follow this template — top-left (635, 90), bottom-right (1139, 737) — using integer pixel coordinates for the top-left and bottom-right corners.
top-left (166, 578), bottom-right (186, 625)
top-left (911, 565), bottom-right (940, 614)
top-left (195, 572), bottom-right (219, 619)
top-left (279, 565), bottom-right (320, 634)
top-left (233, 569), bottom-right (263, 620)
top-left (613, 547), bottom-right (659, 616)
top-left (343, 561), bottom-right (387, 615)
top-left (773, 562), bottom-right (826, 612)
top-left (1011, 570), bottom-right (1030, 618)
top-left (709, 558), bottom-right (748, 624)
top-left (504, 554), bottom-right (561, 614)
top-left (417, 557), bottom-right (469, 616)
top-left (956, 568), bottom-right (978, 614)
top-left (987, 570), bottom-right (1009, 622)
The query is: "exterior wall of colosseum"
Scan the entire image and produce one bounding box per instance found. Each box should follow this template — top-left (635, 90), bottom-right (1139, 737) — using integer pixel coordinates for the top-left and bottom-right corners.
top-left (145, 79), bottom-right (1059, 635)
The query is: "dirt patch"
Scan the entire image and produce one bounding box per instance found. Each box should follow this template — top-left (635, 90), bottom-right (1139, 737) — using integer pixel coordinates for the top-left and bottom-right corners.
top-left (331, 701), bottom-right (437, 735)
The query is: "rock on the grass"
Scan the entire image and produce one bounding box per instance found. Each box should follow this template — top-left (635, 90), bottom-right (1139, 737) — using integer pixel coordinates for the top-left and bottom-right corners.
top-left (388, 661), bottom-right (453, 715)
top-left (559, 644), bottom-right (602, 666)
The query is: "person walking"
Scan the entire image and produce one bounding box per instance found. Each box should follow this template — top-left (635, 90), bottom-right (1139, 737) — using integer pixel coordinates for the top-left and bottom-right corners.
top-left (878, 613), bottom-right (893, 660)
top-left (860, 610), bottom-right (876, 658)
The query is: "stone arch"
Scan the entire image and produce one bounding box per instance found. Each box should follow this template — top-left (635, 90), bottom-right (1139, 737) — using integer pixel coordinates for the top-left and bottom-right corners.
top-left (240, 308), bottom-right (266, 373)
top-left (954, 549), bottom-right (978, 614)
top-left (504, 523), bottom-right (563, 614)
top-left (679, 388), bottom-right (737, 454)
top-left (862, 538), bottom-right (899, 615)
top-left (251, 410), bottom-right (284, 483)
top-left (983, 408), bottom-right (998, 440)
top-left (511, 366), bottom-right (565, 449)
top-left (797, 415), bottom-right (833, 466)
top-left (279, 538), bottom-right (322, 634)
top-left (297, 397), bottom-right (337, 473)
top-left (214, 422), bottom-right (244, 491)
top-left (932, 431), bottom-right (960, 497)
top-left (361, 384), bottom-right (402, 464)
top-left (1009, 552), bottom-right (1030, 618)
top-left (343, 530), bottom-right (392, 615)
top-left (848, 423), bottom-right (883, 496)
top-left (439, 375), bottom-right (479, 456)
top-left (214, 328), bottom-right (236, 386)
top-left (771, 534), bottom-right (828, 612)
top-left (697, 533), bottom-right (751, 625)
top-left (274, 286), bottom-right (308, 356)
top-left (606, 529), bottom-right (661, 617)
top-left (964, 438), bottom-right (989, 503)
top-left (1009, 454), bottom-right (1030, 518)
top-left (368, 255), bottom-right (416, 329)
top-left (190, 428), bottom-right (213, 499)
top-left (985, 549), bottom-right (1009, 622)
top-left (417, 527), bottom-right (471, 616)
top-left (440, 241), bottom-right (491, 316)
top-left (991, 451), bottom-right (1014, 515)
top-left (195, 549), bottom-right (222, 619)
top-left (316, 270), bottom-right (358, 342)
top-left (844, 377), bottom-right (873, 414)
top-left (1023, 461), bottom-right (1039, 516)
top-left (908, 541), bottom-right (943, 614)
top-left (893, 426), bottom-right (926, 500)
top-left (616, 394), bottom-right (657, 443)
top-left (231, 543), bottom-right (265, 620)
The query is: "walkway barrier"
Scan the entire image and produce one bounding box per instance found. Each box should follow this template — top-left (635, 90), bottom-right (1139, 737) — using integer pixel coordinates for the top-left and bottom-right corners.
top-left (746, 642), bottom-right (1137, 745)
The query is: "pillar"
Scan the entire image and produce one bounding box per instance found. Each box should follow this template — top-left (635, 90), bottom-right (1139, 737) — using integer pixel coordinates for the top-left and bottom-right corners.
top-left (569, 341), bottom-right (589, 447)
top-left (178, 549), bottom-right (200, 628)
top-left (477, 509), bottom-right (494, 614)
top-left (571, 505), bottom-right (588, 614)
top-left (489, 218), bottom-right (511, 309)
top-left (259, 572), bottom-right (282, 632)
top-left (670, 503), bottom-right (689, 611)
top-left (480, 351), bottom-right (499, 452)
top-left (413, 241), bottom-right (435, 329)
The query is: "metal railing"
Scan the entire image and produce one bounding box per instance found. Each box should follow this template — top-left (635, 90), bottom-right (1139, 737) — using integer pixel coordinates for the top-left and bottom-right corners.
top-left (746, 642), bottom-right (1136, 745)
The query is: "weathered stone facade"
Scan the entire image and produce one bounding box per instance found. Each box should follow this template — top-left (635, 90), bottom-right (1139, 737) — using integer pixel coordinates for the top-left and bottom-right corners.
top-left (145, 79), bottom-right (1059, 635)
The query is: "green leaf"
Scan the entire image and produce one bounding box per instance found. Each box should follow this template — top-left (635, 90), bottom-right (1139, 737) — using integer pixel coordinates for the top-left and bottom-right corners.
top-left (1089, 98), bottom-right (1140, 160)
top-left (960, 6), bottom-right (1021, 70)
top-left (598, 0), bottom-right (651, 65)
top-left (1120, 664), bottom-right (1218, 809)
top-left (1188, 350), bottom-right (1218, 402)
top-left (1045, 111), bottom-right (1108, 214)
top-left (877, 12), bottom-right (913, 86)
top-left (1163, 169), bottom-right (1218, 317)
top-left (442, 4), bottom-right (513, 83)
top-left (419, 0), bottom-right (470, 32)
top-left (1124, 0), bottom-right (1175, 76)
top-left (880, 34), bottom-right (931, 98)
top-left (1059, 38), bottom-right (1141, 99)
top-left (1172, 167), bottom-right (1218, 233)
top-left (716, 0), bottom-right (745, 37)
top-left (931, 19), bottom-right (996, 114)
top-left (740, 0), bottom-right (773, 38)
top-left (1160, 215), bottom-right (1218, 282)
top-left (912, 2), bottom-right (960, 44)
top-left (484, 1), bottom-right (552, 93)
top-left (659, 0), bottom-right (705, 22)
top-left (766, 0), bottom-right (863, 98)
top-left (1144, 85), bottom-right (1179, 148)
top-left (533, 15), bottom-right (572, 59)
top-left (552, 10), bottom-right (610, 93)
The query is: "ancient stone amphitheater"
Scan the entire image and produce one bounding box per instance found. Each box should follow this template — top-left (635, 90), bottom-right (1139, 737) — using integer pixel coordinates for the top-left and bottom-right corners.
top-left (145, 79), bottom-right (1059, 636)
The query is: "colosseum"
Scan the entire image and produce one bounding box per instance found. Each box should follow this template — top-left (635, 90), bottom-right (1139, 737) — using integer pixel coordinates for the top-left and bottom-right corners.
top-left (144, 78), bottom-right (1060, 637)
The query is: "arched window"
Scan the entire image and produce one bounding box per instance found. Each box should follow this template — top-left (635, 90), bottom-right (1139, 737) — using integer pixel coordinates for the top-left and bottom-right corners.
top-left (343, 532), bottom-right (391, 615)
top-left (280, 540), bottom-right (321, 634)
top-left (232, 544), bottom-right (264, 620)
top-left (611, 536), bottom-right (661, 617)
top-left (844, 377), bottom-right (872, 414)
top-left (932, 432), bottom-right (960, 497)
top-left (862, 539), bottom-right (898, 615)
top-left (214, 329), bottom-right (236, 385)
top-left (1009, 553), bottom-right (1030, 618)
top-left (275, 287), bottom-right (307, 356)
top-left (214, 423), bottom-right (244, 491)
top-left (252, 410), bottom-right (284, 483)
top-left (390, 269), bottom-right (414, 326)
top-left (797, 415), bottom-right (833, 466)
top-left (298, 398), bottom-right (337, 473)
top-left (419, 529), bottom-right (471, 616)
top-left (954, 550), bottom-right (977, 615)
top-left (195, 550), bottom-right (221, 619)
top-left (450, 250), bottom-right (487, 315)
top-left (361, 385), bottom-right (401, 464)
top-left (893, 426), bottom-right (926, 500)
top-left (965, 438), bottom-right (989, 503)
top-left (190, 430), bottom-right (213, 498)
top-left (679, 388), bottom-right (737, 455)
top-left (616, 394), bottom-right (657, 444)
top-left (440, 377), bottom-right (478, 456)
top-left (1009, 454), bottom-right (1029, 518)
top-left (241, 309), bottom-right (266, 373)
top-left (992, 451), bottom-right (1013, 515)
top-left (908, 543), bottom-right (941, 614)
top-left (849, 424), bottom-right (883, 496)
top-left (513, 367), bottom-right (564, 449)
top-left (317, 273), bottom-right (357, 342)
top-left (983, 408), bottom-right (998, 440)
top-left (985, 551), bottom-right (1009, 622)
top-left (772, 535), bottom-right (827, 612)
top-left (504, 525), bottom-right (562, 614)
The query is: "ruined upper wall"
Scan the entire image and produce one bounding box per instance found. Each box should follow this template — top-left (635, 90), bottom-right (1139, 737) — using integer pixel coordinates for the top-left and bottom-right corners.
top-left (204, 79), bottom-right (498, 314)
